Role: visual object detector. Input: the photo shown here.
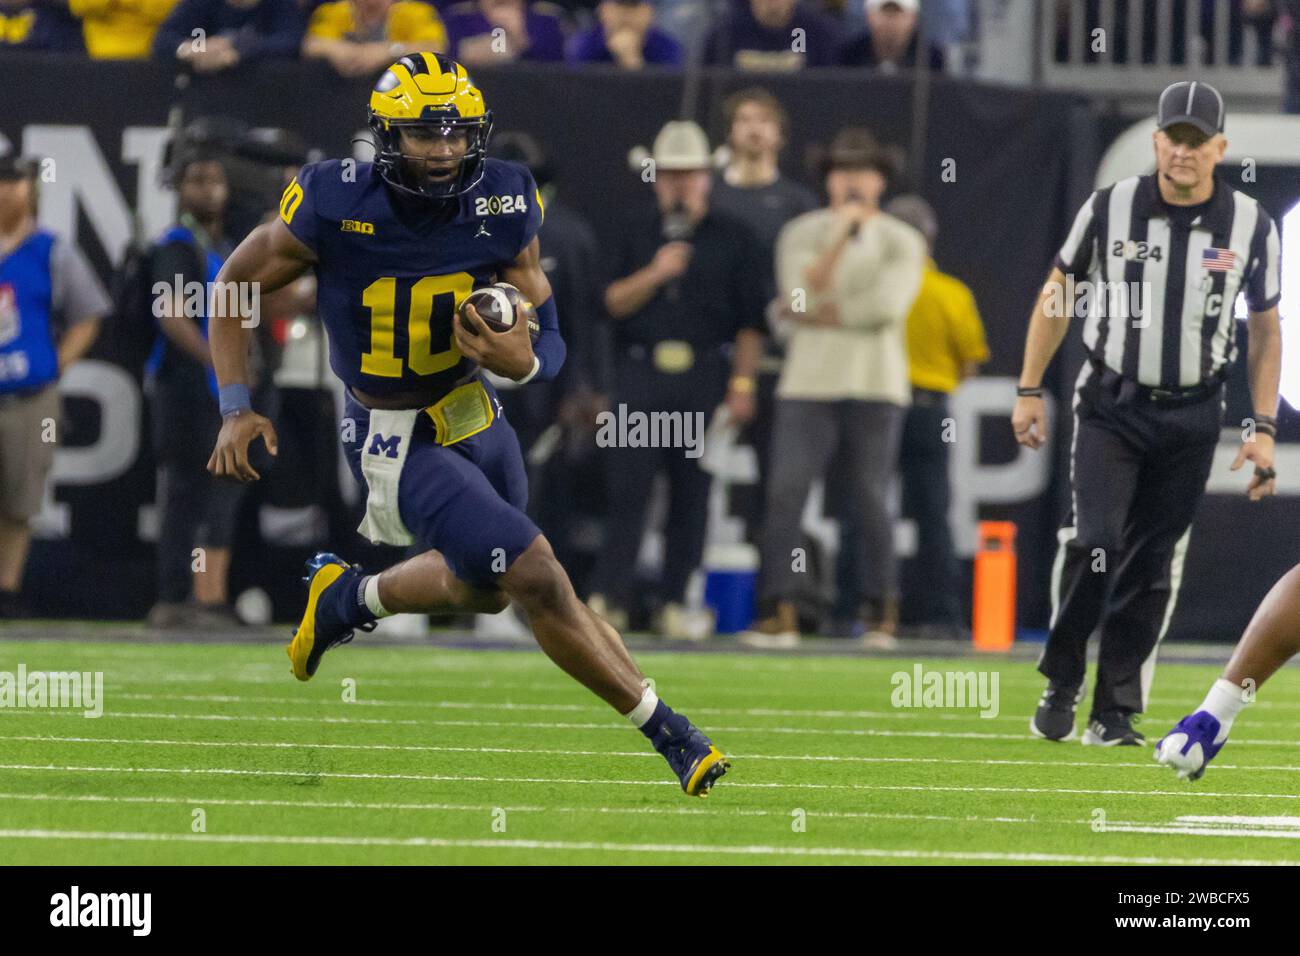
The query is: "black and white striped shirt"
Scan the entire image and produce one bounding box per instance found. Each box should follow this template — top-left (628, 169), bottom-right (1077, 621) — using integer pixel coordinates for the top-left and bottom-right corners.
top-left (1055, 173), bottom-right (1281, 388)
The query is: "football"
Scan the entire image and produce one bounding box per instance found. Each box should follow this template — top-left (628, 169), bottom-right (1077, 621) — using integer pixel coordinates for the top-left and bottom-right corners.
top-left (458, 283), bottom-right (540, 340)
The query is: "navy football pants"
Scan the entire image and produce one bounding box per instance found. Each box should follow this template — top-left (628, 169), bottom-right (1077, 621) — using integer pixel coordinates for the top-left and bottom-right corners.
top-left (342, 390), bottom-right (541, 588)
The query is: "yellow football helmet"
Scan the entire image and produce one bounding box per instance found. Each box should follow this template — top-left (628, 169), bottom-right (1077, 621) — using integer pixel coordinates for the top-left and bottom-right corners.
top-left (367, 52), bottom-right (494, 200)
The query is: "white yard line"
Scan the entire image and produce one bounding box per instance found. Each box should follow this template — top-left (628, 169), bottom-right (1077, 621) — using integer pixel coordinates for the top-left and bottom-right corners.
top-left (109, 692), bottom-right (1029, 723)
top-left (0, 827), bottom-right (1290, 865)
top-left (2, 723), bottom-right (1300, 764)
top-left (0, 759), bottom-right (1294, 794)
top-left (35, 689), bottom-right (1300, 728)
top-left (0, 767), bottom-right (1290, 801)
top-left (0, 733), bottom-right (1195, 770)
top-left (0, 792), bottom-right (1044, 825)
top-left (1104, 824), bottom-right (1300, 839)
top-left (1177, 815), bottom-right (1300, 826)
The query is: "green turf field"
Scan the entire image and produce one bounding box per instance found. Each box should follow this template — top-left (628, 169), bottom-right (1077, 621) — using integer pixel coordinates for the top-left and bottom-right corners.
top-left (1, 638), bottom-right (1298, 865)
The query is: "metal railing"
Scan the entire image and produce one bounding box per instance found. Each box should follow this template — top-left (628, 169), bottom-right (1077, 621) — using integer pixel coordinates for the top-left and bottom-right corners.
top-left (1038, 0), bottom-right (1285, 97)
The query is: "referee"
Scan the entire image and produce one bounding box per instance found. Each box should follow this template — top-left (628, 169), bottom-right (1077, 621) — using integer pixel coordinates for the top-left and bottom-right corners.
top-left (1012, 81), bottom-right (1283, 746)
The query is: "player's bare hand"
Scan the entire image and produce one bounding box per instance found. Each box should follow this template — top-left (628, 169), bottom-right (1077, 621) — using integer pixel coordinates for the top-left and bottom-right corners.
top-left (1012, 396), bottom-right (1048, 449)
top-left (1231, 432), bottom-right (1276, 501)
top-left (454, 302), bottom-right (535, 380)
top-left (207, 412), bottom-right (278, 483)
top-left (650, 242), bottom-right (692, 283)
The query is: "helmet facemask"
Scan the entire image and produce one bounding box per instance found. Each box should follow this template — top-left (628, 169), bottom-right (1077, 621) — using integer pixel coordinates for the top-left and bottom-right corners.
top-left (370, 113), bottom-right (494, 202)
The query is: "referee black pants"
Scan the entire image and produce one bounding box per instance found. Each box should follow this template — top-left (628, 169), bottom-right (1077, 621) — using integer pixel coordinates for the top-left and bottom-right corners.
top-left (1038, 365), bottom-right (1221, 718)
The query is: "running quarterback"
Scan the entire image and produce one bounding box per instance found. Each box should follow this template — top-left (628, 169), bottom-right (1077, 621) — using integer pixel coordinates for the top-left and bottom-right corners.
top-left (203, 53), bottom-right (729, 796)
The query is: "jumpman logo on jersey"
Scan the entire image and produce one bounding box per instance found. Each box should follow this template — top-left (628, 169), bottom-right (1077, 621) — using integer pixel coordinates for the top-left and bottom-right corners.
top-left (475, 222), bottom-right (492, 238)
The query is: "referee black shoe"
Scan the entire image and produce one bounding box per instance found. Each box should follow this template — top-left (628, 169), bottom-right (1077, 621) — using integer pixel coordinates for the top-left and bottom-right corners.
top-left (1082, 711), bottom-right (1145, 747)
top-left (1030, 682), bottom-right (1083, 741)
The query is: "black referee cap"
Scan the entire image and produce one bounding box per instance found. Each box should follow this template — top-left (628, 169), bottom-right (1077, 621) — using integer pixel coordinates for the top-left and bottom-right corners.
top-left (1157, 81), bottom-right (1225, 137)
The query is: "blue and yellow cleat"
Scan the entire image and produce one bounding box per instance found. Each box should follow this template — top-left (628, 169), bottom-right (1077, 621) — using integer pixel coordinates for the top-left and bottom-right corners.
top-left (286, 552), bottom-right (374, 682)
top-left (652, 718), bottom-right (730, 797)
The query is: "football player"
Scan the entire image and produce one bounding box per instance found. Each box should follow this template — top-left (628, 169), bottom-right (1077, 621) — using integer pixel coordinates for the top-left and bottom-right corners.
top-left (204, 53), bottom-right (729, 796)
top-left (1155, 564), bottom-right (1300, 780)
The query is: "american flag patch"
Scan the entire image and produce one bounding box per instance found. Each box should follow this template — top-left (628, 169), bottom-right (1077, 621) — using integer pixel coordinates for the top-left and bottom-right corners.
top-left (1202, 248), bottom-right (1236, 272)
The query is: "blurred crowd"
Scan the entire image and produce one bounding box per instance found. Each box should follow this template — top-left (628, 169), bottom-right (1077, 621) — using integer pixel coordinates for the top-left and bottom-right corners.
top-left (0, 0), bottom-right (968, 72)
top-left (4, 0), bottom-right (1299, 108)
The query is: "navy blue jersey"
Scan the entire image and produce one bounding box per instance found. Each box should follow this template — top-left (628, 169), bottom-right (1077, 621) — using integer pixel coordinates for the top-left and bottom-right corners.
top-left (280, 157), bottom-right (544, 398)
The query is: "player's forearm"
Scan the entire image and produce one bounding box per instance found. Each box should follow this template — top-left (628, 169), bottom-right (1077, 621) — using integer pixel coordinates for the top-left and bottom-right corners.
top-left (1246, 308), bottom-right (1281, 418)
top-left (208, 316), bottom-right (251, 389)
top-left (530, 296), bottom-right (566, 382)
top-left (1019, 269), bottom-right (1070, 387)
top-left (207, 226), bottom-right (299, 390)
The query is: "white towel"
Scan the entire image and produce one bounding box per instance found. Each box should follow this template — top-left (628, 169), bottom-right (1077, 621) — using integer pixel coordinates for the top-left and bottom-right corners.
top-left (356, 407), bottom-right (420, 546)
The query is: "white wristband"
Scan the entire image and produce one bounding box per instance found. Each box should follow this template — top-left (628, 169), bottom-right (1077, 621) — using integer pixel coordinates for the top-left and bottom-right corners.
top-left (513, 355), bottom-right (541, 385)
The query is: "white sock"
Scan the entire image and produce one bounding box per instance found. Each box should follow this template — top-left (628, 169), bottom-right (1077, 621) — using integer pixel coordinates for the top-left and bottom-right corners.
top-left (624, 685), bottom-right (659, 728)
top-left (363, 575), bottom-right (393, 619)
top-left (1199, 678), bottom-right (1249, 743)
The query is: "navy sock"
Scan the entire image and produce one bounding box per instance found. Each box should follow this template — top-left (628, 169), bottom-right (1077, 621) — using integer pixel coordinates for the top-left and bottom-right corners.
top-left (319, 570), bottom-right (376, 632)
top-left (639, 700), bottom-right (690, 745)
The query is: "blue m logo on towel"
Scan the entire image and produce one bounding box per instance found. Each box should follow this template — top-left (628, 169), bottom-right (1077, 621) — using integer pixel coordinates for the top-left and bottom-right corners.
top-left (368, 433), bottom-right (402, 459)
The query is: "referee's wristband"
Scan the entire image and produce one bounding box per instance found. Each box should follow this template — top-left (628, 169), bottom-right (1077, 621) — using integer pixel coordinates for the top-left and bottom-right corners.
top-left (1017, 386), bottom-right (1045, 398)
top-left (1250, 414), bottom-right (1278, 438)
top-left (219, 383), bottom-right (252, 418)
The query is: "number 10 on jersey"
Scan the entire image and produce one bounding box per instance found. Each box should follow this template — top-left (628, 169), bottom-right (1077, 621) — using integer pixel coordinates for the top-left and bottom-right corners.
top-left (360, 273), bottom-right (474, 377)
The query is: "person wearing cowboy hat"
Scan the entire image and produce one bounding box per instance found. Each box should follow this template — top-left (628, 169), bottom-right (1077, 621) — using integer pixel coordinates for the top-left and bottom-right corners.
top-left (742, 126), bottom-right (926, 650)
top-left (588, 120), bottom-right (767, 640)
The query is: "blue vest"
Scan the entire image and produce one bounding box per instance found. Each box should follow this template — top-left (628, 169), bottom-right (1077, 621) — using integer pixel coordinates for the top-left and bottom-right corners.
top-left (146, 222), bottom-right (225, 396)
top-left (0, 230), bottom-right (59, 395)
